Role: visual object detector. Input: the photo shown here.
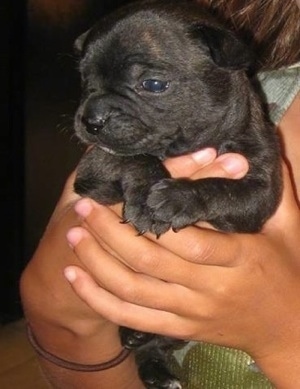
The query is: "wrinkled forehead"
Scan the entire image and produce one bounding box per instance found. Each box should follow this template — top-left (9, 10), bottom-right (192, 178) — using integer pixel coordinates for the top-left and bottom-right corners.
top-left (84, 11), bottom-right (200, 68)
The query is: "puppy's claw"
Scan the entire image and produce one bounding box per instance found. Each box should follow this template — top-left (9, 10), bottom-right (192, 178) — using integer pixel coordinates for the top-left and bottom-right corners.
top-left (136, 230), bottom-right (146, 236)
top-left (172, 227), bottom-right (179, 233)
top-left (120, 219), bottom-right (130, 224)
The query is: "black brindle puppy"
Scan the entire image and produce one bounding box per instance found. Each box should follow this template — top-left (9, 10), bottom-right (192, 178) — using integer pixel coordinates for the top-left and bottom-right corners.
top-left (73, 0), bottom-right (282, 387)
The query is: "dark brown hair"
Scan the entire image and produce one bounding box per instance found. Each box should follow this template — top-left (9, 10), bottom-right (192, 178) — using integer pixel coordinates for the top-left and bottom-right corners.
top-left (196, 0), bottom-right (300, 70)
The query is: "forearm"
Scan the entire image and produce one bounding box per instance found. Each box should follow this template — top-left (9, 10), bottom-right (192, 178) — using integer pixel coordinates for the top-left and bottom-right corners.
top-left (20, 182), bottom-right (143, 388)
top-left (37, 351), bottom-right (143, 389)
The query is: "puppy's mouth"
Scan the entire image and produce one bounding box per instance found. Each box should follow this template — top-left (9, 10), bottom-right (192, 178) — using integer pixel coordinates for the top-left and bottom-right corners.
top-left (94, 135), bottom-right (157, 157)
top-left (97, 144), bottom-right (118, 155)
top-left (78, 113), bottom-right (171, 157)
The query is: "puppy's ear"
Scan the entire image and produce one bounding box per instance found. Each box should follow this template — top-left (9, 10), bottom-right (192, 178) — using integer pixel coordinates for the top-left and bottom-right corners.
top-left (190, 23), bottom-right (254, 70)
top-left (74, 29), bottom-right (91, 54)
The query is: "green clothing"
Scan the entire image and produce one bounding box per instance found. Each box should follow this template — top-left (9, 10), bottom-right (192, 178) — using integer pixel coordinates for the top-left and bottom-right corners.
top-left (169, 63), bottom-right (300, 389)
top-left (258, 63), bottom-right (300, 124)
top-left (169, 342), bottom-right (272, 388)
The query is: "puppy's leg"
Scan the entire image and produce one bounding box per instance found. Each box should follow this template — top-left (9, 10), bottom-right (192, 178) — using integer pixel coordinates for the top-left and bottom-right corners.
top-left (147, 173), bottom-right (281, 233)
top-left (135, 337), bottom-right (185, 389)
top-left (119, 327), bottom-right (155, 349)
top-left (120, 155), bottom-right (171, 235)
top-left (74, 147), bottom-right (125, 204)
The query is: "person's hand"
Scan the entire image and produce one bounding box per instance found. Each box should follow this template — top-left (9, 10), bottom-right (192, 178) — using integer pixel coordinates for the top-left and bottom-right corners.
top-left (63, 148), bottom-right (249, 332)
top-left (63, 148), bottom-right (248, 313)
top-left (64, 158), bottom-right (300, 385)
top-left (66, 157), bottom-right (300, 342)
top-left (63, 144), bottom-right (300, 374)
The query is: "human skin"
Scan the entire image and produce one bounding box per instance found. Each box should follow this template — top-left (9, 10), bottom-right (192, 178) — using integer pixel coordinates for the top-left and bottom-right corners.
top-left (64, 94), bottom-right (300, 388)
top-left (20, 94), bottom-right (300, 388)
top-left (20, 153), bottom-right (249, 388)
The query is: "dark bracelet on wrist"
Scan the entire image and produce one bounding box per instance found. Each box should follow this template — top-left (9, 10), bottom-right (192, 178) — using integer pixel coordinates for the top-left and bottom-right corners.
top-left (26, 324), bottom-right (131, 372)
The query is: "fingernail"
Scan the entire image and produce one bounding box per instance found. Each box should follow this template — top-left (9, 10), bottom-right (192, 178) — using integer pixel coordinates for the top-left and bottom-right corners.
top-left (66, 228), bottom-right (83, 248)
top-left (64, 267), bottom-right (77, 282)
top-left (74, 199), bottom-right (93, 218)
top-left (218, 155), bottom-right (247, 177)
top-left (191, 148), bottom-right (216, 164)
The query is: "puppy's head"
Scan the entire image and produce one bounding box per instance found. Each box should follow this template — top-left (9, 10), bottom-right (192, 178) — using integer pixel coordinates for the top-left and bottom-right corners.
top-left (74, 0), bottom-right (253, 158)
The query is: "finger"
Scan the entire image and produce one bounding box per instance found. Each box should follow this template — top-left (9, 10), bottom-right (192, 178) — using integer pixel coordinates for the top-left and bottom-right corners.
top-left (67, 226), bottom-right (198, 312)
top-left (147, 226), bottom-right (243, 267)
top-left (164, 149), bottom-right (248, 180)
top-left (68, 209), bottom-right (205, 286)
top-left (64, 265), bottom-right (193, 338)
top-left (153, 162), bottom-right (295, 264)
top-left (190, 153), bottom-right (249, 180)
top-left (164, 148), bottom-right (217, 178)
top-left (75, 199), bottom-right (242, 269)
top-left (61, 171), bottom-right (78, 198)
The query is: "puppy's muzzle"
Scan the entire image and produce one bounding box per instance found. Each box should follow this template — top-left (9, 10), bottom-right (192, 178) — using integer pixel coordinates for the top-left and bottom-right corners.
top-left (81, 95), bottom-right (110, 135)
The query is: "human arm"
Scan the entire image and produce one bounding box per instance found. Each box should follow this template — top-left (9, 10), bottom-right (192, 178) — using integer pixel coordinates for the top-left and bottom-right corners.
top-left (62, 96), bottom-right (300, 388)
top-left (20, 173), bottom-right (144, 388)
top-left (20, 148), bottom-right (247, 388)
top-left (64, 164), bottom-right (300, 389)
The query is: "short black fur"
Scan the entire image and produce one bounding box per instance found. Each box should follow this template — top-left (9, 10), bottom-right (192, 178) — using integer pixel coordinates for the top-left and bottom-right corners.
top-left (73, 1), bottom-right (282, 387)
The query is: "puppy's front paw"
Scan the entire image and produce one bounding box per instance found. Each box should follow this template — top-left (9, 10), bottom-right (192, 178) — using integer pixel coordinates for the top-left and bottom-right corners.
top-left (123, 200), bottom-right (170, 237)
top-left (147, 178), bottom-right (202, 231)
top-left (123, 200), bottom-right (153, 234)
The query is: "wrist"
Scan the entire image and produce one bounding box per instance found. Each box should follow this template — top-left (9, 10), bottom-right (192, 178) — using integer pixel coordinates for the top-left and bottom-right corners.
top-left (27, 317), bottom-right (123, 365)
top-left (26, 319), bottom-right (144, 388)
top-left (27, 323), bottom-right (131, 371)
top-left (22, 263), bottom-right (122, 365)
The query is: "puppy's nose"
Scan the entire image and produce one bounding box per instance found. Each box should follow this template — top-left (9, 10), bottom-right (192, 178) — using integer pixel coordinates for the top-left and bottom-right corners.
top-left (82, 116), bottom-right (106, 135)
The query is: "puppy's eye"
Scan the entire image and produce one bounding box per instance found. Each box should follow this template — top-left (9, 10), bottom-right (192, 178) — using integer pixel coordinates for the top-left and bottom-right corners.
top-left (142, 79), bottom-right (169, 93)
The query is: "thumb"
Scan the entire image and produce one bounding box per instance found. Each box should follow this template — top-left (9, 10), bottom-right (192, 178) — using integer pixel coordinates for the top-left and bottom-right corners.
top-left (190, 153), bottom-right (249, 180)
top-left (164, 148), bottom-right (217, 178)
top-left (164, 148), bottom-right (249, 180)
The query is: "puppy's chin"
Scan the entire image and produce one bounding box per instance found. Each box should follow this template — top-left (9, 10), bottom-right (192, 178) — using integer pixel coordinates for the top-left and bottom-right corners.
top-left (95, 143), bottom-right (144, 157)
top-left (98, 145), bottom-right (118, 155)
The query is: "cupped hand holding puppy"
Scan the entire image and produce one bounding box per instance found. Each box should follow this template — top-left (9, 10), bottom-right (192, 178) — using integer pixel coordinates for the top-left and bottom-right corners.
top-left (65, 150), bottom-right (300, 387)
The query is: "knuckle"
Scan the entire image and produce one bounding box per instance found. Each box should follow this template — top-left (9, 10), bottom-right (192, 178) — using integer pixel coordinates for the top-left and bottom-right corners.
top-left (186, 239), bottom-right (215, 264)
top-left (136, 250), bottom-right (159, 272)
top-left (72, 276), bottom-right (89, 295)
top-left (118, 281), bottom-right (139, 302)
top-left (213, 281), bottom-right (232, 299)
